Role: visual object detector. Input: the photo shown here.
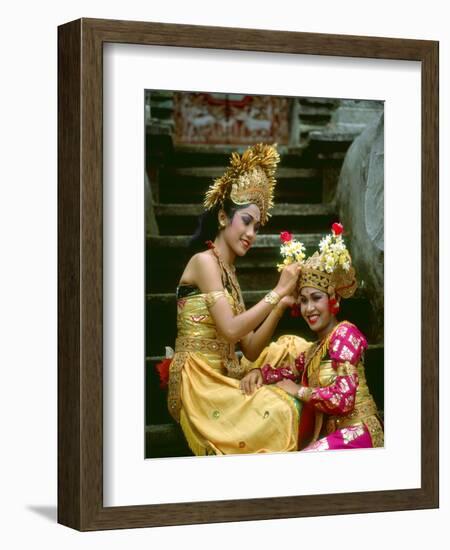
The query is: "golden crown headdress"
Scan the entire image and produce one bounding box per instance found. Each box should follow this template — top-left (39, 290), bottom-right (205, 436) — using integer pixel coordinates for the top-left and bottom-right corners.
top-left (277, 223), bottom-right (357, 299)
top-left (299, 223), bottom-right (357, 299)
top-left (203, 143), bottom-right (280, 225)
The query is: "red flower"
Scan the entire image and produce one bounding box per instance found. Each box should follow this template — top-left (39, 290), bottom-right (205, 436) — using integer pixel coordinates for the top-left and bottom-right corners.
top-left (332, 222), bottom-right (344, 236)
top-left (280, 231), bottom-right (293, 243)
top-left (328, 297), bottom-right (340, 315)
top-left (290, 303), bottom-right (302, 318)
top-left (155, 358), bottom-right (172, 389)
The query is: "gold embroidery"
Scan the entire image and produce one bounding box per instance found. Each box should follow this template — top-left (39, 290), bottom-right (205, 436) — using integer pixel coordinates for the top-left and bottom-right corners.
top-left (176, 335), bottom-right (233, 356)
top-left (364, 415), bottom-right (384, 448)
top-left (225, 357), bottom-right (247, 379)
top-left (167, 351), bottom-right (188, 422)
top-left (324, 401), bottom-right (379, 433)
top-left (336, 361), bottom-right (358, 377)
top-left (303, 321), bottom-right (353, 386)
top-left (209, 244), bottom-right (246, 315)
top-left (175, 335), bottom-right (245, 379)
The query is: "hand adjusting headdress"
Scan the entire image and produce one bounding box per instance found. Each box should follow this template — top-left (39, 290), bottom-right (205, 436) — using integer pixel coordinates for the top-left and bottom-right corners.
top-left (203, 143), bottom-right (280, 225)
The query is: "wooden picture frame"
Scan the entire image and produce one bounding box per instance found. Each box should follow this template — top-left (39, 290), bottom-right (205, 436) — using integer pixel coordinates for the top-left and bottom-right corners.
top-left (58, 17), bottom-right (439, 531)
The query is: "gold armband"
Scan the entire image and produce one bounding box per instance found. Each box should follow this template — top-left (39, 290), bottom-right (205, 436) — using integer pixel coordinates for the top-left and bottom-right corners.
top-left (264, 289), bottom-right (281, 305)
top-left (204, 290), bottom-right (226, 308)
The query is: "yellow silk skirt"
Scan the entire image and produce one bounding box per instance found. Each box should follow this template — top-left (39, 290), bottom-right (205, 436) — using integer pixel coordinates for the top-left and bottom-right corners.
top-left (178, 334), bottom-right (309, 456)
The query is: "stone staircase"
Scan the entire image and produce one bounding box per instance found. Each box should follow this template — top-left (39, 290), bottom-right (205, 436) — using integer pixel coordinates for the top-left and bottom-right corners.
top-left (145, 119), bottom-right (384, 458)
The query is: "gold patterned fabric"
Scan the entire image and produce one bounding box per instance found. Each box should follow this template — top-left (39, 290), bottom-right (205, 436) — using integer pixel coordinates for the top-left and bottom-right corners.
top-left (168, 286), bottom-right (305, 455)
top-left (316, 360), bottom-right (383, 446)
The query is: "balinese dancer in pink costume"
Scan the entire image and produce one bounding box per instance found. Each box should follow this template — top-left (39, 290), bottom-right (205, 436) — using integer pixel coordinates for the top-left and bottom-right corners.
top-left (250, 223), bottom-right (384, 451)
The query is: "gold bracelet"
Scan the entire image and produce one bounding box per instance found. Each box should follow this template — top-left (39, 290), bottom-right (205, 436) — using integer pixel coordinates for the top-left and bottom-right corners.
top-left (264, 289), bottom-right (281, 305)
top-left (297, 386), bottom-right (312, 402)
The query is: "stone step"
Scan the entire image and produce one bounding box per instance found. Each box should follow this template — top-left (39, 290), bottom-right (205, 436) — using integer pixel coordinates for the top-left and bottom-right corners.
top-left (168, 143), bottom-right (324, 169)
top-left (147, 256), bottom-right (286, 292)
top-left (145, 423), bottom-right (193, 458)
top-left (172, 143), bottom-right (292, 158)
top-left (147, 233), bottom-right (323, 249)
top-left (154, 202), bottom-right (334, 218)
top-left (299, 97), bottom-right (338, 107)
top-left (167, 166), bottom-right (319, 179)
top-left (150, 99), bottom-right (174, 109)
top-left (158, 165), bottom-right (323, 204)
top-left (146, 234), bottom-right (323, 292)
top-left (310, 130), bottom-right (362, 143)
top-left (298, 105), bottom-right (335, 117)
top-left (154, 203), bottom-right (336, 236)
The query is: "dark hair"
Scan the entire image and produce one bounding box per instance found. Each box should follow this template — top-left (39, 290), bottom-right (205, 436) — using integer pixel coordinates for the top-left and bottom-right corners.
top-left (188, 198), bottom-right (252, 254)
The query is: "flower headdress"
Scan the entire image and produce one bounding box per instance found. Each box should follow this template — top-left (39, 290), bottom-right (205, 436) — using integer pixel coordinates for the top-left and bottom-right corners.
top-left (298, 222), bottom-right (357, 301)
top-left (277, 231), bottom-right (306, 271)
top-left (203, 143), bottom-right (280, 225)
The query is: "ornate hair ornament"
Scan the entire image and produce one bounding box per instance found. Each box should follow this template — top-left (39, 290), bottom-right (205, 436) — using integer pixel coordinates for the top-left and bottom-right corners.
top-left (277, 231), bottom-right (306, 271)
top-left (298, 222), bottom-right (357, 300)
top-left (203, 143), bottom-right (280, 225)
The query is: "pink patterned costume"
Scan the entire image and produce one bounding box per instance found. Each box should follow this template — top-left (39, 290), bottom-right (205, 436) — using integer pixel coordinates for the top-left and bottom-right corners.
top-left (261, 322), bottom-right (384, 452)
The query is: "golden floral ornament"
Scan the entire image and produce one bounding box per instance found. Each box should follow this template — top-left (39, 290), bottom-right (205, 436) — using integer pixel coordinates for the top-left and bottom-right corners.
top-left (295, 223), bottom-right (358, 299)
top-left (203, 143), bottom-right (280, 225)
top-left (277, 231), bottom-right (306, 272)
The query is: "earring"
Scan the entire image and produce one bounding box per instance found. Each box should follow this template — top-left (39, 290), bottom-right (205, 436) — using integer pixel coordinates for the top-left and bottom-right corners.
top-left (218, 220), bottom-right (226, 230)
top-left (328, 297), bottom-right (340, 315)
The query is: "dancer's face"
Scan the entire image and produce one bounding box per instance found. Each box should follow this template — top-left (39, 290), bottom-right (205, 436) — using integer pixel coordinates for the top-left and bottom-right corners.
top-left (220, 204), bottom-right (261, 257)
top-left (299, 286), bottom-right (337, 337)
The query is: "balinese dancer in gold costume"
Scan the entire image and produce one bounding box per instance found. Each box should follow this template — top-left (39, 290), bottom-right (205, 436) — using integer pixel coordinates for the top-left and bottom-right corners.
top-left (162, 143), bottom-right (309, 455)
top-left (250, 223), bottom-right (384, 451)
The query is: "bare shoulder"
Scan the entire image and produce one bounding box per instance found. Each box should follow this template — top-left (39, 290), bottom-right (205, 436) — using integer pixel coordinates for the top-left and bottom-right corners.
top-left (191, 251), bottom-right (221, 277)
top-left (180, 251), bottom-right (222, 290)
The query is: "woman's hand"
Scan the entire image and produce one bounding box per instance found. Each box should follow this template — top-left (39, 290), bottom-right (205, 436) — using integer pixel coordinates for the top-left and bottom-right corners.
top-left (239, 369), bottom-right (263, 396)
top-left (275, 379), bottom-right (300, 397)
top-left (274, 262), bottom-right (302, 298)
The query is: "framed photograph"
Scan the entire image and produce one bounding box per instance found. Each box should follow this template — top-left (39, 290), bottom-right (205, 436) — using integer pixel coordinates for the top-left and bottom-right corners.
top-left (58, 18), bottom-right (438, 530)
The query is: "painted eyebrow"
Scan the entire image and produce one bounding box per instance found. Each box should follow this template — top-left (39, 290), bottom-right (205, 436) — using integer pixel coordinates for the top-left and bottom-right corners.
top-left (301, 292), bottom-right (323, 299)
top-left (241, 212), bottom-right (261, 224)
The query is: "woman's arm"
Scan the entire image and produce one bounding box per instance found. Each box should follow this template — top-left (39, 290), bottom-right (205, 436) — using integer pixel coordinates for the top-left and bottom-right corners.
top-left (276, 324), bottom-right (367, 413)
top-left (298, 365), bottom-right (359, 414)
top-left (275, 364), bottom-right (358, 415)
top-left (239, 296), bottom-right (294, 361)
top-left (190, 252), bottom-right (300, 344)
